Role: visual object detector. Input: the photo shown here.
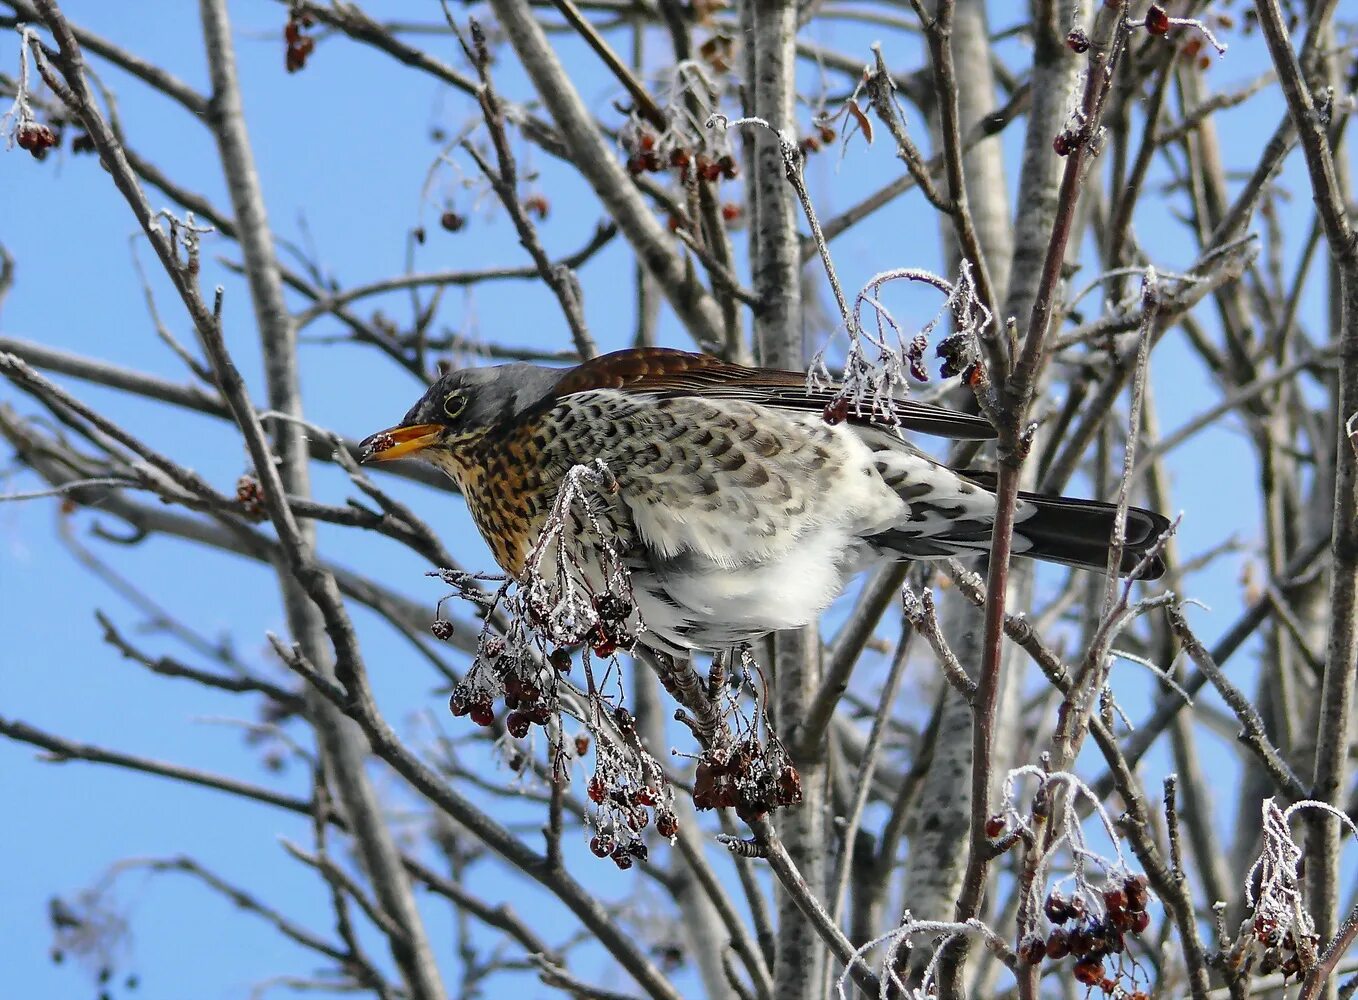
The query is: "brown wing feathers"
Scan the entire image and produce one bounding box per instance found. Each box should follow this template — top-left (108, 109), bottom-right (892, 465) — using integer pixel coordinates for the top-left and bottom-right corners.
top-left (550, 347), bottom-right (997, 441)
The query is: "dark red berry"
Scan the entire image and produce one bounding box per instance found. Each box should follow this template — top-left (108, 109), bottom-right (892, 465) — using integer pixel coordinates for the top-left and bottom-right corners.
top-left (587, 775), bottom-right (606, 804)
top-left (613, 706), bottom-right (634, 732)
top-left (1053, 132), bottom-right (1073, 156)
top-left (985, 814), bottom-right (1005, 838)
top-left (718, 154), bottom-right (738, 179)
top-left (1073, 959), bottom-right (1104, 986)
top-left (1045, 929), bottom-right (1070, 959)
top-left (551, 648), bottom-right (572, 673)
top-left (439, 211), bottom-right (465, 232)
top-left (1103, 886), bottom-right (1127, 912)
top-left (1044, 892), bottom-right (1071, 924)
top-left (506, 711), bottom-right (530, 738)
top-left (589, 834), bottom-right (613, 858)
top-left (430, 620), bottom-right (454, 641)
top-left (1019, 936), bottom-right (1046, 965)
top-left (1131, 909), bottom-right (1150, 934)
top-left (1146, 5), bottom-right (1170, 35)
top-left (633, 786), bottom-right (656, 807)
top-left (1067, 28), bottom-right (1090, 52)
top-left (449, 691), bottom-right (471, 717)
top-left (469, 704), bottom-right (495, 727)
top-left (657, 812), bottom-right (678, 838)
top-left (822, 397), bottom-right (850, 425)
top-left (1125, 874), bottom-right (1149, 910)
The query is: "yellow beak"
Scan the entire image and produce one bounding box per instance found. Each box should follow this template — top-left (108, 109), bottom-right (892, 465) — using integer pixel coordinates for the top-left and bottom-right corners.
top-left (358, 423), bottom-right (443, 463)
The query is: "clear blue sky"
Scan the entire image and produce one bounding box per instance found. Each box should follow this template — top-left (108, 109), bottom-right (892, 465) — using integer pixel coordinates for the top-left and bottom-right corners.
top-left (0, 2), bottom-right (1342, 997)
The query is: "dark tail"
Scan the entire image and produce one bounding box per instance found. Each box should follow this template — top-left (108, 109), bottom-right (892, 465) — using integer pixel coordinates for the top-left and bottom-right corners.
top-left (1009, 490), bottom-right (1171, 579)
top-left (872, 470), bottom-right (1171, 579)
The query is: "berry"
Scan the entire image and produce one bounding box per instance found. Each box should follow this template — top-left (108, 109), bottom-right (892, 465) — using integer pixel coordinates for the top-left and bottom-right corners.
top-left (1045, 929), bottom-right (1070, 960)
top-left (589, 834), bottom-right (613, 858)
top-left (574, 733), bottom-right (590, 757)
top-left (1044, 892), bottom-right (1071, 924)
top-left (1053, 132), bottom-right (1074, 157)
top-left (430, 620), bottom-right (454, 641)
top-left (1073, 959), bottom-right (1104, 986)
top-left (587, 775), bottom-right (606, 804)
top-left (1103, 886), bottom-right (1127, 912)
top-left (469, 703), bottom-right (495, 727)
top-left (1146, 5), bottom-right (1170, 35)
top-left (506, 711), bottom-right (530, 738)
top-left (613, 706), bottom-right (634, 732)
top-left (439, 211), bottom-right (466, 232)
top-left (1131, 909), bottom-right (1150, 934)
top-left (448, 691), bottom-right (471, 717)
top-left (985, 814), bottom-right (1005, 838)
top-left (1067, 28), bottom-right (1090, 52)
top-left (1125, 874), bottom-right (1149, 911)
top-left (550, 648), bottom-right (572, 674)
top-left (1019, 936), bottom-right (1046, 965)
top-left (657, 812), bottom-right (678, 838)
top-left (632, 786), bottom-right (656, 807)
top-left (822, 397), bottom-right (850, 425)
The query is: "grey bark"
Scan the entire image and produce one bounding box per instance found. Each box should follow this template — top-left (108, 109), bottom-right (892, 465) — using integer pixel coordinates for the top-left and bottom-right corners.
top-left (197, 4), bottom-right (447, 998)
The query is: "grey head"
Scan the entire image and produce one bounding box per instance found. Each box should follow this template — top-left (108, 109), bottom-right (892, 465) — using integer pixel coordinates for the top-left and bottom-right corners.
top-left (359, 362), bottom-right (564, 464)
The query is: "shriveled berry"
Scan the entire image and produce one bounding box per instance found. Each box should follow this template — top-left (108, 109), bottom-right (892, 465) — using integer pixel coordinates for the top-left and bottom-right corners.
top-left (551, 648), bottom-right (572, 673)
top-left (1125, 874), bottom-right (1149, 910)
top-left (430, 620), bottom-right (455, 641)
top-left (1103, 886), bottom-right (1127, 912)
top-left (506, 711), bottom-right (530, 738)
top-left (1045, 928), bottom-right (1070, 960)
top-left (1130, 909), bottom-right (1150, 934)
top-left (657, 812), bottom-right (678, 838)
top-left (628, 840), bottom-right (649, 861)
top-left (613, 706), bottom-right (634, 732)
top-left (574, 733), bottom-right (590, 756)
top-left (985, 814), bottom-right (1005, 838)
top-left (1044, 892), bottom-right (1071, 924)
top-left (718, 154), bottom-right (738, 179)
top-left (1073, 959), bottom-right (1104, 986)
top-left (1019, 935), bottom-right (1046, 965)
top-left (823, 397), bottom-right (850, 425)
top-left (1067, 28), bottom-right (1090, 52)
top-left (1145, 4), bottom-right (1170, 35)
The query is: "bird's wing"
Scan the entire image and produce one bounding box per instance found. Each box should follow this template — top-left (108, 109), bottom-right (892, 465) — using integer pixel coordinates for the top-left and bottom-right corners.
top-left (549, 347), bottom-right (997, 441)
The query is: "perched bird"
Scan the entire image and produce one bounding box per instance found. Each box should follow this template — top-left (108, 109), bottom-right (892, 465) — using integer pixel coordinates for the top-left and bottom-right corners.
top-left (360, 347), bottom-right (1167, 655)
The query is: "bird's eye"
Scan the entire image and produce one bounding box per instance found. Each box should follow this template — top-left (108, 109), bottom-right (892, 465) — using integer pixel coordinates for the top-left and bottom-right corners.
top-left (443, 391), bottom-right (467, 420)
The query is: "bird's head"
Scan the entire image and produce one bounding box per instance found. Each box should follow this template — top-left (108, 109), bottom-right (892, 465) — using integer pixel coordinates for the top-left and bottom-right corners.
top-left (358, 363), bottom-right (560, 466)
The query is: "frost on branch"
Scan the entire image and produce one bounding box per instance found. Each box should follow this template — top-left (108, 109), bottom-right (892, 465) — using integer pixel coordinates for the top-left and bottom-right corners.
top-left (1001, 768), bottom-right (1157, 997)
top-left (807, 261), bottom-right (992, 428)
top-left (1223, 798), bottom-right (1358, 980)
top-left (434, 461), bottom-right (675, 862)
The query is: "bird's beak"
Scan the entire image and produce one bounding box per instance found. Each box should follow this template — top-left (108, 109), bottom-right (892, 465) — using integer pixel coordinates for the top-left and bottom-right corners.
top-left (358, 423), bottom-right (443, 463)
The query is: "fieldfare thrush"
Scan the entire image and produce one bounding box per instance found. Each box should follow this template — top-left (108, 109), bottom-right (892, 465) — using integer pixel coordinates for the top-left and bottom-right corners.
top-left (359, 347), bottom-right (1168, 655)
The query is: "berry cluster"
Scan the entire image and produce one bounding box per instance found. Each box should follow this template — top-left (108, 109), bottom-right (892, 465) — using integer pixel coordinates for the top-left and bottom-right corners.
top-left (14, 120), bottom-right (58, 159)
top-left (235, 473), bottom-right (266, 521)
top-left (620, 119), bottom-right (737, 183)
top-left (584, 593), bottom-right (636, 657)
top-left (1246, 913), bottom-right (1317, 981)
top-left (1018, 877), bottom-right (1152, 996)
top-left (447, 636), bottom-right (556, 734)
top-left (691, 734), bottom-right (802, 817)
top-left (284, 9), bottom-right (316, 73)
top-left (586, 730), bottom-right (678, 868)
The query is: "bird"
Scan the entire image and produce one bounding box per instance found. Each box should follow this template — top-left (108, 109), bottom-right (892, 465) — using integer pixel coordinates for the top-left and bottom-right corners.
top-left (359, 347), bottom-right (1168, 656)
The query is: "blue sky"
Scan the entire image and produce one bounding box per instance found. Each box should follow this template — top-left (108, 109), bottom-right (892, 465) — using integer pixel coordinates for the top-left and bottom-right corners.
top-left (0, 2), bottom-right (1347, 997)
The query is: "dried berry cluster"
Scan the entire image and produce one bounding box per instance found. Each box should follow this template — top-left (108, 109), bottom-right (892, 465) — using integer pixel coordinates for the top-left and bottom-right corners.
top-left (284, 9), bottom-right (316, 73)
top-left (620, 117), bottom-right (738, 183)
top-left (14, 119), bottom-right (58, 159)
top-left (235, 473), bottom-right (266, 521)
top-left (691, 734), bottom-right (802, 818)
top-left (447, 634), bottom-right (556, 734)
top-left (1018, 877), bottom-right (1152, 996)
top-left (586, 721), bottom-right (678, 868)
top-left (1241, 913), bottom-right (1317, 981)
